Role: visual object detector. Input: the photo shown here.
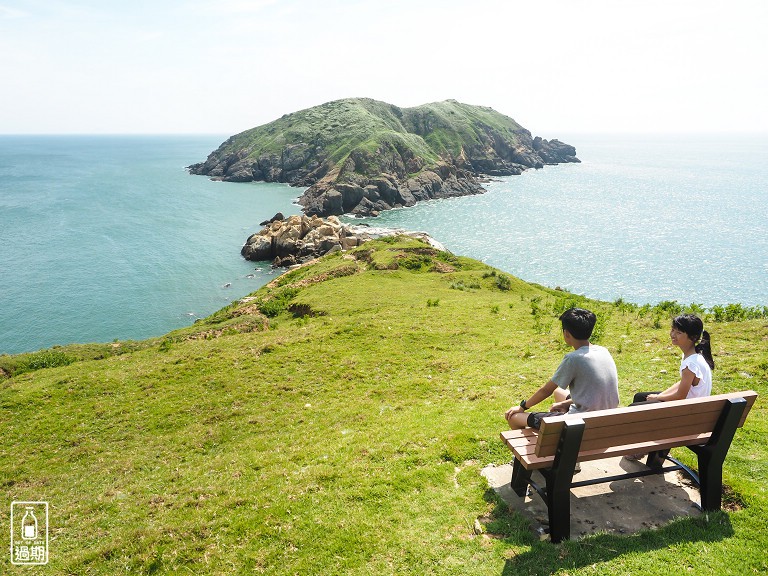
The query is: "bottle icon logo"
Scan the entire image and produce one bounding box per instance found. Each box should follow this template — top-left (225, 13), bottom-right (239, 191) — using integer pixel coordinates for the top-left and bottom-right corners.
top-left (22, 507), bottom-right (38, 540)
top-left (10, 501), bottom-right (49, 565)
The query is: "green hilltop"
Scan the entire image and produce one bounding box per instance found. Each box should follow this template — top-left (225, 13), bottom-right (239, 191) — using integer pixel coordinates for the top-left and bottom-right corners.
top-left (189, 98), bottom-right (579, 217)
top-left (2, 238), bottom-right (766, 574)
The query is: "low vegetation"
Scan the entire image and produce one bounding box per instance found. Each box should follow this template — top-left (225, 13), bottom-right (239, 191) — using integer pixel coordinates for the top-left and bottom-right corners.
top-left (2, 237), bottom-right (766, 575)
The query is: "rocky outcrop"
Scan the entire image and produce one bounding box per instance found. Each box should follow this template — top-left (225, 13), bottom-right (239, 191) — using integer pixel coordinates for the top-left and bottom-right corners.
top-left (241, 215), bottom-right (445, 267)
top-left (191, 143), bottom-right (328, 187)
top-left (242, 215), bottom-right (364, 267)
top-left (532, 137), bottom-right (579, 165)
top-left (298, 162), bottom-right (484, 218)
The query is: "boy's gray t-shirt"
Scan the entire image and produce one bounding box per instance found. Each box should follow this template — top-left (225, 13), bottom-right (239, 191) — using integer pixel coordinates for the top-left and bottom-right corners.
top-left (551, 344), bottom-right (619, 413)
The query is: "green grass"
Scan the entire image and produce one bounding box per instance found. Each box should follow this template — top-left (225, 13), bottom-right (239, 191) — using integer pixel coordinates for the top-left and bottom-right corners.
top-left (198, 98), bottom-right (530, 186)
top-left (402, 100), bottom-right (527, 158)
top-left (1, 238), bottom-right (766, 574)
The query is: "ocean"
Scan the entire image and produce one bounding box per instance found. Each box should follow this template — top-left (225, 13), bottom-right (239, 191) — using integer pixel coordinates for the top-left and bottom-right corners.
top-left (1, 134), bottom-right (766, 355)
top-left (350, 133), bottom-right (768, 307)
top-left (0, 135), bottom-right (300, 355)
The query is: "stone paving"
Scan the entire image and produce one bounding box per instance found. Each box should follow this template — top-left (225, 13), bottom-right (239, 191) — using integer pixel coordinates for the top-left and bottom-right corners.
top-left (482, 456), bottom-right (702, 540)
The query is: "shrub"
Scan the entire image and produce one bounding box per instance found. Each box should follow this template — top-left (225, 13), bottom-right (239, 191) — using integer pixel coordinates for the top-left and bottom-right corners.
top-left (288, 303), bottom-right (325, 318)
top-left (653, 300), bottom-right (683, 318)
top-left (259, 299), bottom-right (285, 318)
top-left (495, 274), bottom-right (512, 291)
top-left (399, 254), bottom-right (432, 270)
top-left (258, 287), bottom-right (300, 318)
top-left (590, 314), bottom-right (607, 343)
top-left (449, 281), bottom-right (480, 291)
top-left (27, 350), bottom-right (76, 370)
top-left (553, 294), bottom-right (587, 315)
top-left (716, 303), bottom-right (768, 322)
top-left (684, 302), bottom-right (706, 316)
top-left (613, 297), bottom-right (638, 313)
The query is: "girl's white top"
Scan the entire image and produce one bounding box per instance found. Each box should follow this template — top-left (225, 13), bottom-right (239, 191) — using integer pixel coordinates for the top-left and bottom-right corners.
top-left (681, 353), bottom-right (712, 399)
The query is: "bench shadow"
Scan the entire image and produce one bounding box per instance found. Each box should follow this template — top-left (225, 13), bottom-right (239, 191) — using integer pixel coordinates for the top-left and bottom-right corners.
top-left (500, 513), bottom-right (734, 575)
top-left (482, 487), bottom-right (735, 575)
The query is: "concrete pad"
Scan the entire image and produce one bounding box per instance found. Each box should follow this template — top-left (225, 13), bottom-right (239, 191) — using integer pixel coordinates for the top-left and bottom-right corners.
top-left (482, 457), bottom-right (702, 540)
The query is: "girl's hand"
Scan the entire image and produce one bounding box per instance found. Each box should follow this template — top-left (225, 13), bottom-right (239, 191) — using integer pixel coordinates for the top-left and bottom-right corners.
top-left (647, 393), bottom-right (659, 401)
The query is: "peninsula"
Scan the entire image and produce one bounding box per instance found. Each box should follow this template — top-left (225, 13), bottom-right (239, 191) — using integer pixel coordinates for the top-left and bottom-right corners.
top-left (189, 98), bottom-right (579, 217)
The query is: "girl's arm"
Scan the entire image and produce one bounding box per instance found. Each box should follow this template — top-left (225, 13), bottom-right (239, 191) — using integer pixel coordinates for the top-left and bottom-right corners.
top-left (649, 368), bottom-right (698, 401)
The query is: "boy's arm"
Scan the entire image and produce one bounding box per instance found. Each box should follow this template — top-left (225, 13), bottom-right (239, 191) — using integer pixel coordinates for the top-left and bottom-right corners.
top-left (505, 380), bottom-right (559, 418)
top-left (549, 397), bottom-right (573, 413)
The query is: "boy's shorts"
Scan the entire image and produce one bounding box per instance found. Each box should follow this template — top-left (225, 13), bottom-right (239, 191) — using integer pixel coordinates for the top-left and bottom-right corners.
top-left (527, 411), bottom-right (566, 429)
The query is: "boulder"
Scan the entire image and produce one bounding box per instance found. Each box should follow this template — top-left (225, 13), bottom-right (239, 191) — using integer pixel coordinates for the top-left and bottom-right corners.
top-left (241, 234), bottom-right (272, 261)
top-left (259, 212), bottom-right (285, 226)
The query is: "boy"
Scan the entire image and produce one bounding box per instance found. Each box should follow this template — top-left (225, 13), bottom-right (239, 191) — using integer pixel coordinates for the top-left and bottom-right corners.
top-left (505, 308), bottom-right (619, 430)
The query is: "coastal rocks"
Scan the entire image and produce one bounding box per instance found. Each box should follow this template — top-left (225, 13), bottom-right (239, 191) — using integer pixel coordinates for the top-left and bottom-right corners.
top-left (241, 215), bottom-right (445, 266)
top-left (533, 137), bottom-right (579, 164)
top-left (188, 143), bottom-right (329, 187)
top-left (299, 163), bottom-right (484, 218)
top-left (241, 215), bottom-right (362, 266)
top-left (259, 212), bottom-right (285, 226)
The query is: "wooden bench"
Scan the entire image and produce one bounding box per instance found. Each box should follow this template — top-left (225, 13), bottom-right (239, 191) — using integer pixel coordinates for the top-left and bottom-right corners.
top-left (500, 390), bottom-right (757, 543)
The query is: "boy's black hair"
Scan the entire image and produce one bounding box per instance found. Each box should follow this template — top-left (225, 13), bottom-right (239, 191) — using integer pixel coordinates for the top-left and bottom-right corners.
top-left (559, 308), bottom-right (597, 340)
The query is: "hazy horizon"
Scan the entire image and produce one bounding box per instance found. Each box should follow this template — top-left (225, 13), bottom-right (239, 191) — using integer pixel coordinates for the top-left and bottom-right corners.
top-left (1, 0), bottom-right (766, 136)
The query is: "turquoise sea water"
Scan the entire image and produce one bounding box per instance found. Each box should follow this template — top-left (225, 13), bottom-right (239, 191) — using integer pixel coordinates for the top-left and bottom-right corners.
top-left (0, 136), bottom-right (301, 355)
top-left (349, 134), bottom-right (768, 308)
top-left (1, 134), bottom-right (766, 355)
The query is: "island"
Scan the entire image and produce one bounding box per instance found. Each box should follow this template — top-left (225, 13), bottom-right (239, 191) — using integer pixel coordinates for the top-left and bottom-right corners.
top-left (189, 98), bottom-right (579, 217)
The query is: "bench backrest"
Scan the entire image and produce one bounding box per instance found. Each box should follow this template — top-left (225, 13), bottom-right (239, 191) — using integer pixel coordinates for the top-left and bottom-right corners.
top-left (535, 390), bottom-right (757, 458)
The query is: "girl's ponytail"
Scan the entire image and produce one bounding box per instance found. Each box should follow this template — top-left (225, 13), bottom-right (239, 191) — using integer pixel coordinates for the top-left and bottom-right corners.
top-left (696, 330), bottom-right (715, 370)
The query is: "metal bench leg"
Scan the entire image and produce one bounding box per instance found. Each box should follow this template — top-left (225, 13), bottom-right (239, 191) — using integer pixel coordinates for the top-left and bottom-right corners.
top-left (689, 398), bottom-right (747, 511)
top-left (646, 448), bottom-right (670, 470)
top-left (546, 419), bottom-right (585, 543)
top-left (511, 457), bottom-right (532, 497)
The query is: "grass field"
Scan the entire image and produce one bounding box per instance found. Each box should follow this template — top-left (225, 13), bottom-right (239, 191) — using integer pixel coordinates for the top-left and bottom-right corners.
top-left (2, 237), bottom-right (765, 575)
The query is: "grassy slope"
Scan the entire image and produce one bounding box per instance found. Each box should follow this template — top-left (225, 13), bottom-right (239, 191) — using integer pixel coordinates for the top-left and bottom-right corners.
top-left (1, 238), bottom-right (766, 575)
top-left (401, 100), bottom-right (527, 158)
top-left (213, 98), bottom-right (524, 173)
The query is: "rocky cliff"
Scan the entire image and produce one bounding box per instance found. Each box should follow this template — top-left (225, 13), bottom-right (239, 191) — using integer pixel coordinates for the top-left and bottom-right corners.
top-left (190, 98), bottom-right (579, 217)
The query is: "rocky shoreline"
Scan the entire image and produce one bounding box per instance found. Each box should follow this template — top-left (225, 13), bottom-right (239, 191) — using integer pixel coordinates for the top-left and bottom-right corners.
top-left (241, 214), bottom-right (444, 267)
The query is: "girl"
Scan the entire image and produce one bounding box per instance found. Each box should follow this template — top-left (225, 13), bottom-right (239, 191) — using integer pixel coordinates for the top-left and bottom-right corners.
top-left (632, 313), bottom-right (715, 404)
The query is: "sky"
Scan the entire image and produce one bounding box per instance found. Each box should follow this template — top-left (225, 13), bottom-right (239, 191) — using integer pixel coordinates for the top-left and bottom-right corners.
top-left (1, 0), bottom-right (766, 135)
